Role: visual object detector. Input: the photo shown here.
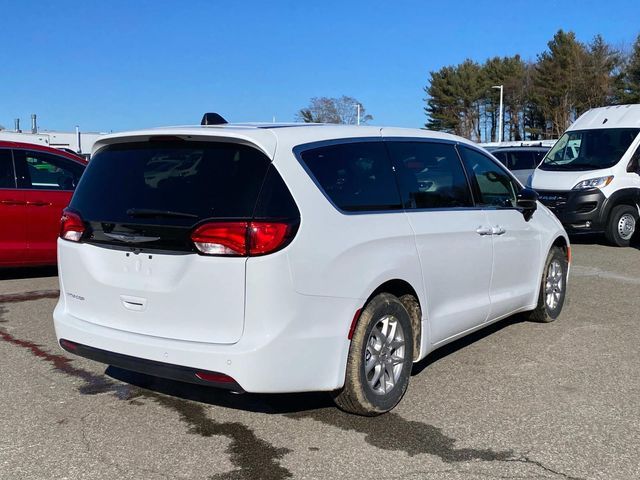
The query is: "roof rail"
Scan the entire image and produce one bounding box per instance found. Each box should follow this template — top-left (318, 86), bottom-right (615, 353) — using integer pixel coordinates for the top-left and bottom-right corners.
top-left (201, 113), bottom-right (228, 126)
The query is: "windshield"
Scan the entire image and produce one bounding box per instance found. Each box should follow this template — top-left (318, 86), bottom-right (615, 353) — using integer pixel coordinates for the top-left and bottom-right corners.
top-left (539, 128), bottom-right (640, 171)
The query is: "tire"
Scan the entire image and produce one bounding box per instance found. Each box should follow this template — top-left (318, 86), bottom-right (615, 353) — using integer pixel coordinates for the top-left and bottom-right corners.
top-left (333, 293), bottom-right (414, 416)
top-left (527, 246), bottom-right (568, 323)
top-left (605, 205), bottom-right (638, 247)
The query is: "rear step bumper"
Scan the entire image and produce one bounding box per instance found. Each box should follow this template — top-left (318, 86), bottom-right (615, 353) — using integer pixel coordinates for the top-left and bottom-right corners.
top-left (59, 338), bottom-right (244, 392)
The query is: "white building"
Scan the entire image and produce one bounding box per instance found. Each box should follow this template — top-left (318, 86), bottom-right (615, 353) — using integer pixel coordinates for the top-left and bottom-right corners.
top-left (0, 115), bottom-right (107, 156)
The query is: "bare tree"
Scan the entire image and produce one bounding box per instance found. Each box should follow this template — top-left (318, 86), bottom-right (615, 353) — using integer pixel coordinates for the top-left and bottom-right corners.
top-left (296, 96), bottom-right (373, 124)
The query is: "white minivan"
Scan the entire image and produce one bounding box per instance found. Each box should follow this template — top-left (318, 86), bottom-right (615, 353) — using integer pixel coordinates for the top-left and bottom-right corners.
top-left (54, 120), bottom-right (569, 415)
top-left (531, 104), bottom-right (640, 246)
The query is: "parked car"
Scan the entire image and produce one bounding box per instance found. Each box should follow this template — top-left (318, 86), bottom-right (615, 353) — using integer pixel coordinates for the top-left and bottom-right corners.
top-left (54, 121), bottom-right (569, 415)
top-left (491, 146), bottom-right (549, 186)
top-left (531, 104), bottom-right (640, 247)
top-left (0, 141), bottom-right (87, 267)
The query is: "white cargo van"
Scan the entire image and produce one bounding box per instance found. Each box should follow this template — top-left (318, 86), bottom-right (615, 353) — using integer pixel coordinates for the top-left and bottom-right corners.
top-left (531, 104), bottom-right (640, 246)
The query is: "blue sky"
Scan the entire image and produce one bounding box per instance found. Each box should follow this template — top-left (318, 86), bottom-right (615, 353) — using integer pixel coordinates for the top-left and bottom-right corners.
top-left (1, 0), bottom-right (639, 133)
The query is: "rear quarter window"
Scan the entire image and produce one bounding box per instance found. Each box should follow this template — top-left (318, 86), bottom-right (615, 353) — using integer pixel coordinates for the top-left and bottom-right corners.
top-left (298, 141), bottom-right (401, 212)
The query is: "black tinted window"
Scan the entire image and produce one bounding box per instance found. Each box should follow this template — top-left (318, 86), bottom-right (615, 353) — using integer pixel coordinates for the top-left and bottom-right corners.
top-left (299, 141), bottom-right (401, 211)
top-left (492, 151), bottom-right (507, 166)
top-left (387, 142), bottom-right (472, 209)
top-left (532, 150), bottom-right (547, 166)
top-left (0, 150), bottom-right (15, 189)
top-left (71, 141), bottom-right (272, 224)
top-left (460, 147), bottom-right (518, 208)
top-left (14, 150), bottom-right (83, 190)
top-left (508, 151), bottom-right (536, 170)
top-left (253, 165), bottom-right (300, 220)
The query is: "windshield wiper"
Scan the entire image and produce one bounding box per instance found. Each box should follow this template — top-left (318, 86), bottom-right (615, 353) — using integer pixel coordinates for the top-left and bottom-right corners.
top-left (126, 208), bottom-right (199, 219)
top-left (559, 162), bottom-right (601, 170)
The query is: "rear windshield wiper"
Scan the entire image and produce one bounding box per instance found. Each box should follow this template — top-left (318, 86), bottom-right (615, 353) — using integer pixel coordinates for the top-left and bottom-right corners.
top-left (126, 208), bottom-right (199, 219)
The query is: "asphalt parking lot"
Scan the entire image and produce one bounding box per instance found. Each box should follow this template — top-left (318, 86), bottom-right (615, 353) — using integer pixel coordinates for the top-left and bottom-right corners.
top-left (1, 241), bottom-right (639, 480)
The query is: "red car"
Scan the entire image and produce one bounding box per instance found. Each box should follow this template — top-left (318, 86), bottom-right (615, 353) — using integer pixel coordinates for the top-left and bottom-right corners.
top-left (0, 141), bottom-right (87, 267)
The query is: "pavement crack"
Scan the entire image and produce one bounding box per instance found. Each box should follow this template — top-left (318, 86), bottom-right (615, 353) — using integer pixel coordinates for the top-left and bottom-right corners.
top-left (287, 409), bottom-right (584, 479)
top-left (504, 455), bottom-right (585, 480)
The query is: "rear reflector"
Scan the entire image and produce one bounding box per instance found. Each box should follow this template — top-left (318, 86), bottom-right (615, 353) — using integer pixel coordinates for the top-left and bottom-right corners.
top-left (59, 339), bottom-right (78, 352)
top-left (195, 371), bottom-right (236, 383)
top-left (191, 221), bottom-right (294, 256)
top-left (348, 308), bottom-right (363, 340)
top-left (60, 209), bottom-right (85, 242)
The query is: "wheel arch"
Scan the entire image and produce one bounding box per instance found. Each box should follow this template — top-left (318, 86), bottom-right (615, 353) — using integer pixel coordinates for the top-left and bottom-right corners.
top-left (363, 279), bottom-right (423, 361)
top-left (600, 188), bottom-right (640, 224)
top-left (551, 235), bottom-right (570, 261)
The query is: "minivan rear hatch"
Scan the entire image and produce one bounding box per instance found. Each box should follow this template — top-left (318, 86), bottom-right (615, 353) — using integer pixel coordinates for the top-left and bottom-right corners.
top-left (60, 137), bottom-right (298, 344)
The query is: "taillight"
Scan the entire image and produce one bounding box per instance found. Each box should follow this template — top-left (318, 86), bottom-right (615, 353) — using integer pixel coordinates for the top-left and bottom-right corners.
top-left (191, 222), bottom-right (248, 255)
top-left (191, 221), bottom-right (295, 256)
top-left (248, 222), bottom-right (290, 255)
top-left (60, 209), bottom-right (85, 242)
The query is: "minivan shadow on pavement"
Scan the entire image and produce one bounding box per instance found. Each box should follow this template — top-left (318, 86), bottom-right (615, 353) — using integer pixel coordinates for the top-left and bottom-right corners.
top-left (411, 314), bottom-right (524, 376)
top-left (105, 366), bottom-right (335, 414)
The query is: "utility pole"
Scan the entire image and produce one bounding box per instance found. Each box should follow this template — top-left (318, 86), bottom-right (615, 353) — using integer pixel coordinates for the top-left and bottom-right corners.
top-left (355, 103), bottom-right (361, 125)
top-left (492, 85), bottom-right (504, 143)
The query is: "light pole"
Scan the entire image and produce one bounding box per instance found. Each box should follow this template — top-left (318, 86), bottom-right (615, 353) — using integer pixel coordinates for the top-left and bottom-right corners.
top-left (354, 103), bottom-right (361, 125)
top-left (492, 85), bottom-right (504, 143)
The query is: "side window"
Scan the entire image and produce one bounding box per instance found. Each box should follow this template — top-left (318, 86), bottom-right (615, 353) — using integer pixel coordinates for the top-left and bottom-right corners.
top-left (459, 146), bottom-right (518, 208)
top-left (509, 151), bottom-right (536, 170)
top-left (492, 151), bottom-right (508, 166)
top-left (386, 141), bottom-right (473, 209)
top-left (0, 150), bottom-right (15, 189)
top-left (299, 141), bottom-right (401, 212)
top-left (627, 143), bottom-right (640, 173)
top-left (14, 150), bottom-right (83, 191)
top-left (532, 150), bottom-right (546, 167)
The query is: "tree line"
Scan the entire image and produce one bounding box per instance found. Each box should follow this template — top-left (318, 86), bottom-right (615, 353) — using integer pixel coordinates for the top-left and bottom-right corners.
top-left (425, 30), bottom-right (640, 142)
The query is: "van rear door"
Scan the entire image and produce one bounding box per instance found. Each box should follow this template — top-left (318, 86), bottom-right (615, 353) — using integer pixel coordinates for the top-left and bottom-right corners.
top-left (59, 139), bottom-right (274, 345)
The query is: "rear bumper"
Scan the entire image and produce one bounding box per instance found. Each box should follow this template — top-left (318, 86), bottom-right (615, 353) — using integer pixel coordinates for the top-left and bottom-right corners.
top-left (53, 293), bottom-right (356, 394)
top-left (59, 338), bottom-right (244, 391)
top-left (537, 189), bottom-right (607, 233)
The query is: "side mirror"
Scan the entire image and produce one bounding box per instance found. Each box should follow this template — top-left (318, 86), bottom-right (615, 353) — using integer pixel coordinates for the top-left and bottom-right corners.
top-left (517, 188), bottom-right (538, 221)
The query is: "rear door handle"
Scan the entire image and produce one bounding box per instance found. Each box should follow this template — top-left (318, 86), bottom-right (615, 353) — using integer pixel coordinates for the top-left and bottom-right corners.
top-left (492, 226), bottom-right (506, 235)
top-left (0, 199), bottom-right (27, 206)
top-left (476, 226), bottom-right (493, 236)
top-left (26, 201), bottom-right (52, 207)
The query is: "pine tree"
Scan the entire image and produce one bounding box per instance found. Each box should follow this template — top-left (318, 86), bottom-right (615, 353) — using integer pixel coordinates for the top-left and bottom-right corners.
top-left (622, 34), bottom-right (640, 103)
top-left (533, 30), bottom-right (587, 137)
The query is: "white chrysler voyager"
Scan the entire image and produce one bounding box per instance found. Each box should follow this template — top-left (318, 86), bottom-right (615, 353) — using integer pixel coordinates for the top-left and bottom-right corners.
top-left (54, 119), bottom-right (570, 415)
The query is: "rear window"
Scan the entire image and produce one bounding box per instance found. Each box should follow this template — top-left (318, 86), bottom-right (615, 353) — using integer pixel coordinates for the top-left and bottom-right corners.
top-left (298, 141), bottom-right (401, 212)
top-left (71, 140), bottom-right (275, 225)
